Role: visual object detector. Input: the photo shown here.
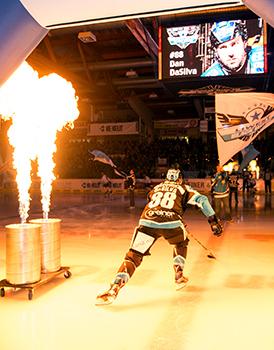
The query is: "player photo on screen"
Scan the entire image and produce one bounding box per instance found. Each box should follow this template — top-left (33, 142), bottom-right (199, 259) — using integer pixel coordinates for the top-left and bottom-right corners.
top-left (161, 17), bottom-right (266, 79)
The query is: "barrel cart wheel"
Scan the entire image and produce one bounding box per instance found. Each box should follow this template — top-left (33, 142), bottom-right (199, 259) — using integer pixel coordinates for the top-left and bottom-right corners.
top-left (28, 289), bottom-right (33, 300)
top-left (64, 270), bottom-right (72, 279)
top-left (0, 267), bottom-right (71, 300)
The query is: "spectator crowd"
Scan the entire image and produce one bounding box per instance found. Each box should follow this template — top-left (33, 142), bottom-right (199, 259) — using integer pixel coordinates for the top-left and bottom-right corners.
top-left (55, 134), bottom-right (274, 180)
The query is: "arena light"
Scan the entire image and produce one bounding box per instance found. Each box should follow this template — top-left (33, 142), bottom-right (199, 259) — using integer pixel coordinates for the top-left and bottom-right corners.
top-left (78, 31), bottom-right (97, 43)
top-left (126, 69), bottom-right (138, 78)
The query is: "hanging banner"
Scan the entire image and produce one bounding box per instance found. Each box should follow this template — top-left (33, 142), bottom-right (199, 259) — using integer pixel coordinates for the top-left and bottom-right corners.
top-left (88, 121), bottom-right (138, 136)
top-left (215, 92), bottom-right (274, 166)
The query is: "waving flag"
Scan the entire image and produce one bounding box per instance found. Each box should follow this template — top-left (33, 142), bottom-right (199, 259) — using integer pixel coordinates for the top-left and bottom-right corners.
top-left (89, 150), bottom-right (127, 178)
top-left (215, 93), bottom-right (274, 165)
top-left (239, 144), bottom-right (260, 171)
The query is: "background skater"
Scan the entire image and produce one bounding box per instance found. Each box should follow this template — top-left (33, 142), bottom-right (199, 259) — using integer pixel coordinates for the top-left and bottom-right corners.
top-left (126, 169), bottom-right (136, 208)
top-left (211, 164), bottom-right (232, 222)
top-left (100, 172), bottom-right (112, 199)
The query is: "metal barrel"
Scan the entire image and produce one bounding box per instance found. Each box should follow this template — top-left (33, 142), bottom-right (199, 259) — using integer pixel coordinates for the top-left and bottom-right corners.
top-left (29, 218), bottom-right (61, 273)
top-left (5, 223), bottom-right (41, 285)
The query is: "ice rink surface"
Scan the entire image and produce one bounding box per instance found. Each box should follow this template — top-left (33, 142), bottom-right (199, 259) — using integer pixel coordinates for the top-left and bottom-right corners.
top-left (0, 191), bottom-right (273, 350)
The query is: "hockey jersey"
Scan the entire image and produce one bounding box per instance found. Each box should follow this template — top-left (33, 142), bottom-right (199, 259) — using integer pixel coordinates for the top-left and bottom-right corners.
top-left (139, 180), bottom-right (215, 229)
top-left (229, 173), bottom-right (239, 189)
top-left (211, 171), bottom-right (230, 198)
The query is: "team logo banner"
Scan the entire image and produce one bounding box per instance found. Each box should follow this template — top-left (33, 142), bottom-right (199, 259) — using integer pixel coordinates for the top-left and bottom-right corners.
top-left (216, 92), bottom-right (274, 165)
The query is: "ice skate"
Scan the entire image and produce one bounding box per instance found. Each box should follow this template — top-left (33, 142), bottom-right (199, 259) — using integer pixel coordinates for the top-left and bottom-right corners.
top-left (175, 275), bottom-right (189, 290)
top-left (173, 256), bottom-right (188, 291)
top-left (95, 284), bottom-right (120, 306)
top-left (174, 265), bottom-right (189, 291)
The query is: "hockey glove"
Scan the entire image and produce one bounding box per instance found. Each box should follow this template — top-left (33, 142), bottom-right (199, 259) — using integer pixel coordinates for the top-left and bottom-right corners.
top-left (208, 215), bottom-right (223, 236)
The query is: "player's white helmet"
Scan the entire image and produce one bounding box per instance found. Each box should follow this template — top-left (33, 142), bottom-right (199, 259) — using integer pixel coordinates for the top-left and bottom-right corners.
top-left (166, 168), bottom-right (182, 182)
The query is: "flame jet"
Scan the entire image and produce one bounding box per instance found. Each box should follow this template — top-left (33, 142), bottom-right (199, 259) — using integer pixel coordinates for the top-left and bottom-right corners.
top-left (0, 62), bottom-right (79, 222)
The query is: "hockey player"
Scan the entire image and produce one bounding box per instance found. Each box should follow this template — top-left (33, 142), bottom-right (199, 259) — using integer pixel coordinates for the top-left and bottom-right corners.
top-left (229, 170), bottom-right (240, 207)
top-left (211, 164), bottom-right (232, 221)
top-left (95, 168), bottom-right (222, 306)
top-left (100, 172), bottom-right (112, 199)
top-left (126, 169), bottom-right (136, 208)
top-left (201, 20), bottom-right (264, 77)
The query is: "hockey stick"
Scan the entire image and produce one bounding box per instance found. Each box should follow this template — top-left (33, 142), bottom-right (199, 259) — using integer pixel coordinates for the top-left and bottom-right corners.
top-left (177, 213), bottom-right (217, 260)
top-left (187, 231), bottom-right (217, 259)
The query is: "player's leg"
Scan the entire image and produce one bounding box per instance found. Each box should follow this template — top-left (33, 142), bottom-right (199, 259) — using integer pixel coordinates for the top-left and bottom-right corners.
top-left (234, 189), bottom-right (238, 205)
top-left (164, 226), bottom-right (189, 290)
top-left (173, 240), bottom-right (189, 290)
top-left (95, 250), bottom-right (144, 306)
top-left (229, 191), bottom-right (232, 207)
top-left (96, 227), bottom-right (157, 305)
top-left (223, 196), bottom-right (232, 221)
top-left (214, 197), bottom-right (222, 220)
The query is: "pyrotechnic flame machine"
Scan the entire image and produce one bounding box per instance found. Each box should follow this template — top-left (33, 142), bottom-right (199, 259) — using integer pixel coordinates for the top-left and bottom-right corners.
top-left (5, 223), bottom-right (42, 285)
top-left (29, 218), bottom-right (61, 273)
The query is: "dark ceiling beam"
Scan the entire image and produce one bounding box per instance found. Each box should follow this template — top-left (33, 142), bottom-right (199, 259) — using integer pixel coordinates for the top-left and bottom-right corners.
top-left (115, 83), bottom-right (161, 89)
top-left (77, 78), bottom-right (162, 94)
top-left (193, 97), bottom-right (204, 119)
top-left (64, 58), bottom-right (155, 72)
top-left (101, 48), bottom-right (147, 60)
top-left (27, 52), bottom-right (93, 91)
top-left (147, 100), bottom-right (190, 107)
top-left (93, 77), bottom-right (161, 88)
top-left (112, 77), bottom-right (160, 86)
top-left (44, 36), bottom-right (58, 63)
top-left (77, 41), bottom-right (93, 84)
top-left (125, 19), bottom-right (158, 60)
top-left (128, 94), bottom-right (155, 142)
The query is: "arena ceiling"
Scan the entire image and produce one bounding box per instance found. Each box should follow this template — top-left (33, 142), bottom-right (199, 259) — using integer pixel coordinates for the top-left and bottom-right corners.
top-left (26, 5), bottom-right (274, 123)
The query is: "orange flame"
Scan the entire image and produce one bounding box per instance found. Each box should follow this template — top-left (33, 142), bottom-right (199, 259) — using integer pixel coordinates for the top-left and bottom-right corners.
top-left (0, 62), bottom-right (79, 222)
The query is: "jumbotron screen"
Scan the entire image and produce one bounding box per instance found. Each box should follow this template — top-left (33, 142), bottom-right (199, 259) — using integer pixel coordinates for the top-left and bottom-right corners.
top-left (159, 17), bottom-right (267, 79)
